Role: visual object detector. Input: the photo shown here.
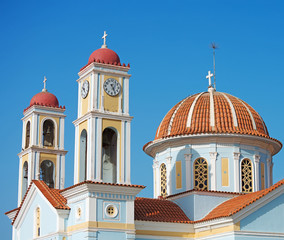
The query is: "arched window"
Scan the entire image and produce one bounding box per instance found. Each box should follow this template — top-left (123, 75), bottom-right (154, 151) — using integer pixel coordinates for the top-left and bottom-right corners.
top-left (160, 163), bottom-right (167, 197)
top-left (241, 159), bottom-right (253, 193)
top-left (35, 207), bottom-right (40, 237)
top-left (194, 158), bottom-right (208, 190)
top-left (102, 128), bottom-right (117, 183)
top-left (25, 121), bottom-right (30, 149)
top-left (40, 160), bottom-right (55, 188)
top-left (79, 129), bottom-right (87, 182)
top-left (43, 120), bottom-right (54, 147)
top-left (22, 161), bottom-right (28, 199)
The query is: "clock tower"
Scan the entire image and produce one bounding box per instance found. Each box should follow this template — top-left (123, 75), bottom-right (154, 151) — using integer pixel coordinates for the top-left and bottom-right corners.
top-left (73, 32), bottom-right (132, 185)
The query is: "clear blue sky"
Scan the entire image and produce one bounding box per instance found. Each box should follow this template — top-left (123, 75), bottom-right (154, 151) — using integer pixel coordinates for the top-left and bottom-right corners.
top-left (1, 0), bottom-right (284, 238)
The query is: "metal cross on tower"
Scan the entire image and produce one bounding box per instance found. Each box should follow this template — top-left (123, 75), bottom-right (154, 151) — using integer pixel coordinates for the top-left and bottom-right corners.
top-left (102, 31), bottom-right (108, 48)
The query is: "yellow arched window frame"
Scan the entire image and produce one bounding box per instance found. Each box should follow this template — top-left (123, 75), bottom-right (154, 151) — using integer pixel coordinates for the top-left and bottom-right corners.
top-left (194, 158), bottom-right (208, 190)
top-left (160, 163), bottom-right (167, 197)
top-left (241, 158), bottom-right (253, 193)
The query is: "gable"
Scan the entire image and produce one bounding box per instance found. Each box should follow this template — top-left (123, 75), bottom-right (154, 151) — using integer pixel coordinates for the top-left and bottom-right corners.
top-left (240, 193), bottom-right (284, 233)
top-left (16, 188), bottom-right (58, 239)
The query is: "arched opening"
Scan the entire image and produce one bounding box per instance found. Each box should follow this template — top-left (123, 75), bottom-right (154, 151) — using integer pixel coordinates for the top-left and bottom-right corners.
top-left (102, 128), bottom-right (117, 183)
top-left (241, 158), bottom-right (253, 193)
top-left (160, 163), bottom-right (167, 197)
top-left (194, 158), bottom-right (208, 190)
top-left (79, 129), bottom-right (87, 182)
top-left (43, 120), bottom-right (54, 147)
top-left (22, 161), bottom-right (28, 199)
top-left (25, 121), bottom-right (30, 149)
top-left (35, 207), bottom-right (40, 237)
top-left (40, 160), bottom-right (55, 188)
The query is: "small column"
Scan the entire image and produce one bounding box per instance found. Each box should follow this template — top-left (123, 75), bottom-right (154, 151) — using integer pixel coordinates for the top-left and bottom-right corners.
top-left (95, 118), bottom-right (102, 181)
top-left (209, 152), bottom-right (217, 191)
top-left (184, 153), bottom-right (192, 190)
top-left (100, 75), bottom-right (104, 111)
top-left (125, 121), bottom-right (131, 184)
top-left (166, 156), bottom-right (172, 195)
top-left (60, 155), bottom-right (65, 189)
top-left (119, 121), bottom-right (125, 184)
top-left (233, 152), bottom-right (240, 192)
top-left (153, 159), bottom-right (159, 198)
top-left (89, 118), bottom-right (96, 180)
top-left (254, 154), bottom-right (261, 191)
top-left (266, 157), bottom-right (272, 187)
top-left (74, 126), bottom-right (79, 184)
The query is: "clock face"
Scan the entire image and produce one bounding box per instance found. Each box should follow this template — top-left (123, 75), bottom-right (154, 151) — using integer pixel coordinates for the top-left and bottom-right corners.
top-left (103, 78), bottom-right (121, 96)
top-left (81, 80), bottom-right (89, 99)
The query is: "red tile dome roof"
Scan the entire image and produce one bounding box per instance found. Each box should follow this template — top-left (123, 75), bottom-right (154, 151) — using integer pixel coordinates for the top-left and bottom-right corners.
top-left (154, 90), bottom-right (271, 140)
top-left (88, 48), bottom-right (120, 65)
top-left (29, 91), bottom-right (59, 108)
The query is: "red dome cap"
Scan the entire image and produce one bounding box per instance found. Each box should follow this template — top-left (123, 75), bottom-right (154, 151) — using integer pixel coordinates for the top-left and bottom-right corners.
top-left (88, 48), bottom-right (120, 65)
top-left (29, 91), bottom-right (59, 108)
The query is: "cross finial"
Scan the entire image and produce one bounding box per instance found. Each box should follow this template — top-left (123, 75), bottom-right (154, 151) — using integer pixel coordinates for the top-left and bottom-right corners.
top-left (42, 76), bottom-right (47, 92)
top-left (206, 71), bottom-right (214, 87)
top-left (102, 31), bottom-right (108, 48)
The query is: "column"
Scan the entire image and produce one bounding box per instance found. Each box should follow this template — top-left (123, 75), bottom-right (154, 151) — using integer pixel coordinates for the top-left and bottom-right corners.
top-left (120, 121), bottom-right (125, 184)
top-left (209, 152), bottom-right (217, 191)
top-left (184, 153), bottom-right (192, 191)
top-left (166, 156), bottom-right (172, 195)
top-left (233, 152), bottom-right (240, 192)
top-left (59, 117), bottom-right (65, 149)
top-left (61, 155), bottom-right (65, 189)
top-left (95, 118), bottom-right (102, 182)
top-left (153, 159), bottom-right (159, 198)
top-left (125, 121), bottom-right (131, 184)
top-left (254, 154), bottom-right (260, 191)
top-left (74, 125), bottom-right (79, 184)
top-left (266, 157), bottom-right (272, 187)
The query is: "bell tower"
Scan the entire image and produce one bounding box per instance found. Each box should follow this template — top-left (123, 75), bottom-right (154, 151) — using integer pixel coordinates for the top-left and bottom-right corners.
top-left (18, 78), bottom-right (67, 205)
top-left (73, 32), bottom-right (132, 185)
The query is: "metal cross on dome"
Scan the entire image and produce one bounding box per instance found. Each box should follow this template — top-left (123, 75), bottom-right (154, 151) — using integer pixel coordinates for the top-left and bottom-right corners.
top-left (102, 31), bottom-right (108, 48)
top-left (206, 71), bottom-right (214, 87)
top-left (42, 76), bottom-right (47, 92)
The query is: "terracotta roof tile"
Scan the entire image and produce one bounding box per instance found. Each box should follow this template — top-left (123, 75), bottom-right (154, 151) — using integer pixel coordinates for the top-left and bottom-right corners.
top-left (150, 91), bottom-right (281, 148)
top-left (135, 197), bottom-right (191, 223)
top-left (11, 180), bottom-right (69, 225)
top-left (197, 179), bottom-right (284, 223)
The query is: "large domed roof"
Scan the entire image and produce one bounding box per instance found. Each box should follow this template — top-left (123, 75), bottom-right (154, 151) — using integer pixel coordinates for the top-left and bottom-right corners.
top-left (155, 90), bottom-right (270, 140)
top-left (144, 88), bottom-right (282, 156)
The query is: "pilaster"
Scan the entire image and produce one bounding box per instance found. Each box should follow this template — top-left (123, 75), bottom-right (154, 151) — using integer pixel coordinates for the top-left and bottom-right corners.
top-left (233, 152), bottom-right (240, 192)
top-left (254, 154), bottom-right (261, 191)
top-left (209, 152), bottom-right (217, 190)
top-left (153, 159), bottom-right (159, 198)
top-left (166, 156), bottom-right (172, 195)
top-left (184, 153), bottom-right (192, 190)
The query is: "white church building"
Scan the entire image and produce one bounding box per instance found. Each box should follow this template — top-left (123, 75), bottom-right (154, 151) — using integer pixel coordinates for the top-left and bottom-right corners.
top-left (5, 33), bottom-right (284, 240)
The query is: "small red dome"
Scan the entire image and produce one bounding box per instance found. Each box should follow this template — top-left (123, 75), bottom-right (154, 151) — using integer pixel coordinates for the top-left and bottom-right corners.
top-left (88, 48), bottom-right (120, 64)
top-left (30, 91), bottom-right (59, 108)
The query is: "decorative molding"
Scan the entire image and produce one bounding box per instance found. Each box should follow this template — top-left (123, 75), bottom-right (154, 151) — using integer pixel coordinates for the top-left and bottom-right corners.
top-left (254, 154), bottom-right (261, 163)
top-left (233, 152), bottom-right (240, 161)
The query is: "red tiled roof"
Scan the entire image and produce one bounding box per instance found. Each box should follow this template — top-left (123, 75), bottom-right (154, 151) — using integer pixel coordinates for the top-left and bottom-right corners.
top-left (135, 197), bottom-right (191, 223)
top-left (198, 179), bottom-right (284, 223)
top-left (11, 180), bottom-right (69, 225)
top-left (60, 180), bottom-right (145, 193)
top-left (152, 91), bottom-right (281, 147)
top-left (33, 180), bottom-right (69, 210)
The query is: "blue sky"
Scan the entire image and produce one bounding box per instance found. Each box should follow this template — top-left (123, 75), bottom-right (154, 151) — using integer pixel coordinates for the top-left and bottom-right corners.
top-left (1, 0), bottom-right (284, 238)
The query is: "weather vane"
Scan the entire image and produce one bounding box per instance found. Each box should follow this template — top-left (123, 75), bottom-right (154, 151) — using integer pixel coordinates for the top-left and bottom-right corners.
top-left (210, 42), bottom-right (218, 90)
top-left (42, 76), bottom-right (47, 92)
top-left (102, 31), bottom-right (108, 48)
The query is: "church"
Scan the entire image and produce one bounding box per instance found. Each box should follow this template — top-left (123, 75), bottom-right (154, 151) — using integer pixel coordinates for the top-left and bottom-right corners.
top-left (5, 32), bottom-right (284, 240)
